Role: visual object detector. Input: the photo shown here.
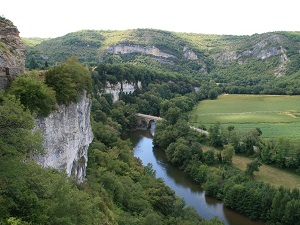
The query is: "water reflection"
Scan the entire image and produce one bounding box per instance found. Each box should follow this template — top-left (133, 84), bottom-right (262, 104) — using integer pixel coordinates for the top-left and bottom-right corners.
top-left (125, 125), bottom-right (265, 225)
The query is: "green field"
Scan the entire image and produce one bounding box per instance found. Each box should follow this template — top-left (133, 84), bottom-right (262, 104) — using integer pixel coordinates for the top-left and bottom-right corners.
top-left (188, 94), bottom-right (300, 140)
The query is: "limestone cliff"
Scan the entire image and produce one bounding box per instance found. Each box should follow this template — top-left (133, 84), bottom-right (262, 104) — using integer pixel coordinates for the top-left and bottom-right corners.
top-left (215, 34), bottom-right (289, 76)
top-left (35, 92), bottom-right (93, 182)
top-left (107, 44), bottom-right (176, 59)
top-left (104, 81), bottom-right (141, 102)
top-left (0, 18), bottom-right (25, 89)
top-left (183, 46), bottom-right (198, 60)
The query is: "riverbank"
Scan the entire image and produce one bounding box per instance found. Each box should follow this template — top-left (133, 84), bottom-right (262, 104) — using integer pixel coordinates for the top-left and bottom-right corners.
top-left (124, 126), bottom-right (265, 225)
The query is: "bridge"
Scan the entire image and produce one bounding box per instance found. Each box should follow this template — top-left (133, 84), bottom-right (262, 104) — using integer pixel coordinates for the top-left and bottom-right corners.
top-left (189, 126), bottom-right (209, 136)
top-left (135, 113), bottom-right (209, 135)
top-left (135, 113), bottom-right (163, 128)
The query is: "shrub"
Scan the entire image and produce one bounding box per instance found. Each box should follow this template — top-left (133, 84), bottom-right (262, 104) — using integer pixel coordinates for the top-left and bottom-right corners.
top-left (45, 57), bottom-right (92, 105)
top-left (9, 71), bottom-right (56, 117)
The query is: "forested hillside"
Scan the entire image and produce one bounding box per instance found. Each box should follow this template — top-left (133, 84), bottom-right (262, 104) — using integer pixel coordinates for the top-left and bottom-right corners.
top-left (24, 29), bottom-right (300, 94)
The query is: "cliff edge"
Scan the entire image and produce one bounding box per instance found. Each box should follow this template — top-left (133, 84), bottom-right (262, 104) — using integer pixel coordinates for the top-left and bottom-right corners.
top-left (35, 92), bottom-right (93, 182)
top-left (0, 18), bottom-right (25, 89)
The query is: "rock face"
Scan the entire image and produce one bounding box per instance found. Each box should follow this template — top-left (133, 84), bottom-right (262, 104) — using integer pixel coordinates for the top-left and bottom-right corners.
top-left (183, 46), bottom-right (198, 60)
top-left (104, 81), bottom-right (141, 102)
top-left (35, 92), bottom-right (93, 182)
top-left (216, 35), bottom-right (285, 61)
top-left (107, 44), bottom-right (176, 59)
top-left (214, 34), bottom-right (290, 76)
top-left (0, 19), bottom-right (26, 89)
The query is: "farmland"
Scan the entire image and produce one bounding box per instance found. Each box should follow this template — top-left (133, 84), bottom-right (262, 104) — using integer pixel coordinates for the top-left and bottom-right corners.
top-left (188, 94), bottom-right (300, 140)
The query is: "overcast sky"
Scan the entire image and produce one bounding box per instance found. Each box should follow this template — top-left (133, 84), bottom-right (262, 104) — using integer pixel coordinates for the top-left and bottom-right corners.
top-left (2, 0), bottom-right (299, 38)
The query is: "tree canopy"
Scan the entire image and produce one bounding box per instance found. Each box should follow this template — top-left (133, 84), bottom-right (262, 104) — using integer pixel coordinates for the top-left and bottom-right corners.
top-left (45, 56), bottom-right (92, 105)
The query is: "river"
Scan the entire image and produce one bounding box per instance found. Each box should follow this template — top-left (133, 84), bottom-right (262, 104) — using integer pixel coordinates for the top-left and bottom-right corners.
top-left (124, 123), bottom-right (265, 225)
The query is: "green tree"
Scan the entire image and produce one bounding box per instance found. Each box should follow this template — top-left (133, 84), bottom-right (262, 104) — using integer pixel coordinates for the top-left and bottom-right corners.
top-left (0, 158), bottom-right (104, 225)
top-left (245, 159), bottom-right (262, 176)
top-left (28, 58), bottom-right (39, 70)
top-left (222, 144), bottom-right (235, 164)
top-left (9, 71), bottom-right (56, 117)
top-left (144, 163), bottom-right (156, 178)
top-left (241, 129), bottom-right (261, 155)
top-left (208, 89), bottom-right (218, 100)
top-left (164, 106), bottom-right (182, 125)
top-left (45, 56), bottom-right (92, 105)
top-left (203, 150), bottom-right (216, 165)
top-left (208, 123), bottom-right (223, 148)
top-left (0, 93), bottom-right (43, 157)
top-left (194, 164), bottom-right (208, 183)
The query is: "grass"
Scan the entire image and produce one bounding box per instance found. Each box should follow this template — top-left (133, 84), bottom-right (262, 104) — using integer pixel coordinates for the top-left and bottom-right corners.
top-left (189, 94), bottom-right (300, 141)
top-left (202, 146), bottom-right (300, 189)
top-left (233, 155), bottom-right (300, 189)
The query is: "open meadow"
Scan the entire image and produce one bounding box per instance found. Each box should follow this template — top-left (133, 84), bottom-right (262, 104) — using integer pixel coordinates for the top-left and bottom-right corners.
top-left (189, 94), bottom-right (300, 141)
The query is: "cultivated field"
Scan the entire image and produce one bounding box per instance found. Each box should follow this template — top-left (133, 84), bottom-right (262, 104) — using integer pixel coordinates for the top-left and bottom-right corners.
top-left (189, 94), bottom-right (300, 141)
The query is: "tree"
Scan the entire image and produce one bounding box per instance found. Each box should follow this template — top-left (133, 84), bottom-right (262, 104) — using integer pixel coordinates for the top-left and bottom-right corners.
top-left (195, 164), bottom-right (208, 183)
top-left (208, 89), bottom-right (218, 100)
top-left (44, 61), bottom-right (49, 68)
top-left (222, 144), bottom-right (235, 164)
top-left (203, 150), bottom-right (216, 165)
top-left (242, 129), bottom-right (261, 155)
top-left (45, 57), bottom-right (92, 105)
top-left (164, 106), bottom-right (182, 125)
top-left (9, 71), bottom-right (56, 117)
top-left (28, 58), bottom-right (39, 70)
top-left (245, 159), bottom-right (262, 176)
top-left (166, 138), bottom-right (192, 166)
top-left (0, 93), bottom-right (43, 157)
top-left (0, 157), bottom-right (104, 225)
top-left (208, 122), bottom-right (223, 148)
top-left (144, 163), bottom-right (156, 178)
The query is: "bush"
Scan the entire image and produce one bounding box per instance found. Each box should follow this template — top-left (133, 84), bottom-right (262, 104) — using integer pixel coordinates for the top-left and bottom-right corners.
top-left (9, 71), bottom-right (56, 117)
top-left (45, 57), bottom-right (92, 105)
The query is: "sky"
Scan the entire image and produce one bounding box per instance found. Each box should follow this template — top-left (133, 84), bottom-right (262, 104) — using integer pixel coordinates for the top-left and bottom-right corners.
top-left (1, 0), bottom-right (299, 38)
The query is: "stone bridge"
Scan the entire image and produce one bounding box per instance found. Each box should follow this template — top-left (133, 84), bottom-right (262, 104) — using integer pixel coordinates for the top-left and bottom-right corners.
top-left (135, 113), bottom-right (209, 135)
top-left (135, 113), bottom-right (163, 128)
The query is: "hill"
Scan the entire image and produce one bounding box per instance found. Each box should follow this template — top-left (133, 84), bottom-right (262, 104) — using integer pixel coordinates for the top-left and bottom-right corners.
top-left (23, 29), bottom-right (300, 94)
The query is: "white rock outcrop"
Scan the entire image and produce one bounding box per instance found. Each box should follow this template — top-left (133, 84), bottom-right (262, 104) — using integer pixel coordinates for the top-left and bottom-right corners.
top-left (183, 46), bottom-right (198, 60)
top-left (104, 81), bottom-right (142, 102)
top-left (107, 44), bottom-right (176, 59)
top-left (35, 92), bottom-right (93, 182)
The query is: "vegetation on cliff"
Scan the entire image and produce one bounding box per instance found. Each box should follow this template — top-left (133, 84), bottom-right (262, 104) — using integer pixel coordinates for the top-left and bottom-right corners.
top-left (7, 57), bottom-right (92, 117)
top-left (45, 56), bottom-right (92, 105)
top-left (0, 16), bottom-right (13, 25)
top-left (8, 71), bottom-right (56, 117)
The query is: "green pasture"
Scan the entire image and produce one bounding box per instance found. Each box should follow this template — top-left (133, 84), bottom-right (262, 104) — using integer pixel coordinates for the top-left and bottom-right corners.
top-left (188, 94), bottom-right (300, 140)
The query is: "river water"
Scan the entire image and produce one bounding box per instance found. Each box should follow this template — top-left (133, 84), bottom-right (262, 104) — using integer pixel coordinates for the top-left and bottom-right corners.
top-left (124, 123), bottom-right (265, 225)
